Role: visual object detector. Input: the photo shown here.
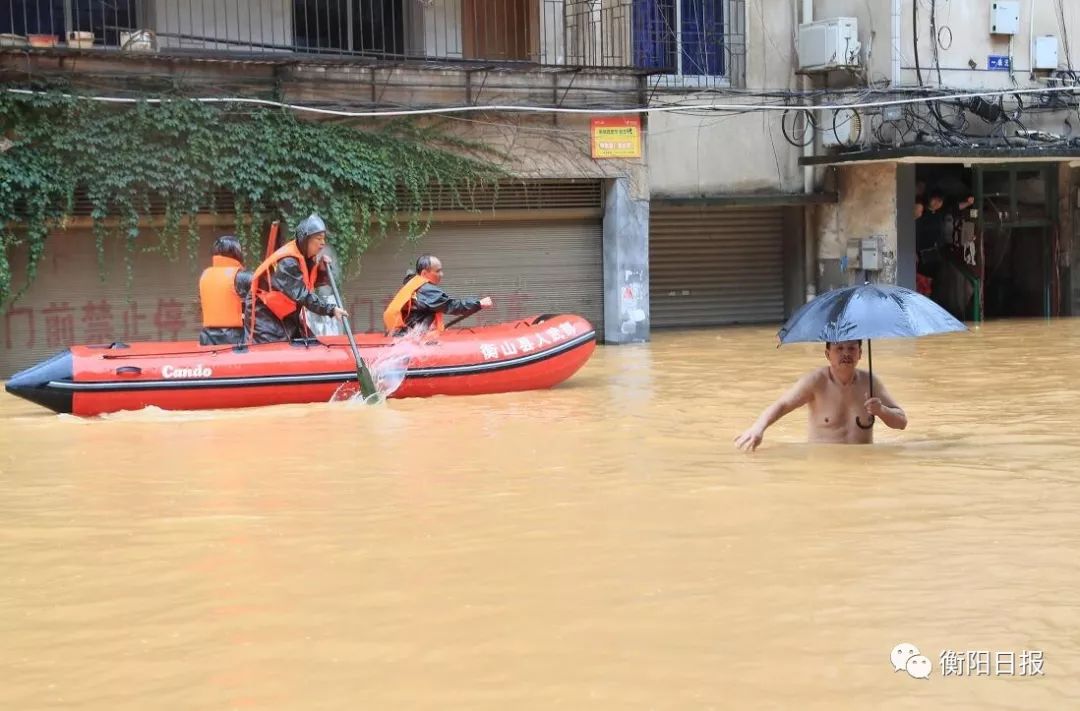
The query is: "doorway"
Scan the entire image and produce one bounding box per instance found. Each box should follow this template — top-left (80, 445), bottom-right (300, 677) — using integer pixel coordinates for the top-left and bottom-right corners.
top-left (913, 163), bottom-right (1062, 321)
top-left (975, 165), bottom-right (1060, 320)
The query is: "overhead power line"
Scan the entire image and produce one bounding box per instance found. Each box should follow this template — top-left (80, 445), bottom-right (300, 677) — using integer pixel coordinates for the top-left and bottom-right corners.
top-left (6, 85), bottom-right (1080, 118)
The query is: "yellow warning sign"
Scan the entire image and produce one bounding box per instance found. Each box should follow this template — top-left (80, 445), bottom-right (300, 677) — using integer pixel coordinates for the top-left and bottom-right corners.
top-left (590, 116), bottom-right (641, 159)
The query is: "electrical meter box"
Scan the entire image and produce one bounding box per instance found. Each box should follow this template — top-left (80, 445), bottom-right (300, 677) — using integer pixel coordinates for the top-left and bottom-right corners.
top-left (990, 2), bottom-right (1020, 35)
top-left (861, 237), bottom-right (883, 271)
top-left (1035, 36), bottom-right (1059, 69)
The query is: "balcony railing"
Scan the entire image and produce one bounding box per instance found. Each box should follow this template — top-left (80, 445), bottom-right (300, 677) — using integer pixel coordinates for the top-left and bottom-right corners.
top-left (2, 0), bottom-right (744, 84)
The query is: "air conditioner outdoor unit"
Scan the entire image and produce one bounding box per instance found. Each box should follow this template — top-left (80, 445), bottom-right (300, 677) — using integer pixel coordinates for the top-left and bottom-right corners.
top-left (798, 18), bottom-right (861, 72)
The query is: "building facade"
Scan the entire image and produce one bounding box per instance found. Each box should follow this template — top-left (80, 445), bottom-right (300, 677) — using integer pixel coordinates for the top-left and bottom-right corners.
top-left (800, 0), bottom-right (1080, 323)
top-left (3, 0), bottom-right (1080, 377)
top-left (1, 0), bottom-right (653, 375)
top-left (647, 0), bottom-right (1080, 330)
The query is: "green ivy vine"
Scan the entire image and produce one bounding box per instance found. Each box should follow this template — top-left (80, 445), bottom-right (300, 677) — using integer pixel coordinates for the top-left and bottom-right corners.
top-left (0, 87), bottom-right (508, 306)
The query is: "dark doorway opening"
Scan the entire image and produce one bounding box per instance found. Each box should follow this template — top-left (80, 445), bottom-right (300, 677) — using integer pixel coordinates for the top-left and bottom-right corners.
top-left (914, 163), bottom-right (978, 320)
top-left (914, 163), bottom-right (1061, 321)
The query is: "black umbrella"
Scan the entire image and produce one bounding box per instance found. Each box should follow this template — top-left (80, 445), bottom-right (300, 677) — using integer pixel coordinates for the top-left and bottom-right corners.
top-left (777, 282), bottom-right (968, 428)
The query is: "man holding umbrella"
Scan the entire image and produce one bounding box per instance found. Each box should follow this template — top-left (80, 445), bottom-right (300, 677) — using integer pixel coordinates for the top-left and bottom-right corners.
top-left (734, 339), bottom-right (907, 451)
top-left (734, 281), bottom-right (967, 452)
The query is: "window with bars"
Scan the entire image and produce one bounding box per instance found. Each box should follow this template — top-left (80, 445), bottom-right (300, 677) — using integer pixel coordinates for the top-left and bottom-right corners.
top-left (2, 0), bottom-right (735, 77)
top-left (2, 1), bottom-right (139, 47)
top-left (293, 0), bottom-right (406, 56)
top-left (633, 0), bottom-right (726, 77)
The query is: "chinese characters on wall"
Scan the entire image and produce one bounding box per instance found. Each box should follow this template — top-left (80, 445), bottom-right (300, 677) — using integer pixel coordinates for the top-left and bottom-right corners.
top-left (4, 290), bottom-right (540, 351)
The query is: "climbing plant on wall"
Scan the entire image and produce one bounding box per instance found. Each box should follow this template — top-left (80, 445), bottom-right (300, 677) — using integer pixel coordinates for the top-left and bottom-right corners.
top-left (0, 87), bottom-right (507, 305)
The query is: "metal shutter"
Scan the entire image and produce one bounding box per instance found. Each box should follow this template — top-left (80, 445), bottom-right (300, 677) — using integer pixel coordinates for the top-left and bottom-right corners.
top-left (1, 227), bottom-right (225, 377)
top-left (649, 205), bottom-right (785, 328)
top-left (339, 219), bottom-right (604, 334)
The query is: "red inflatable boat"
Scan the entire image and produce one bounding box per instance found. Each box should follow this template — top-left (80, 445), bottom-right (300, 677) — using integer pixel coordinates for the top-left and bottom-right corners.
top-left (4, 314), bottom-right (596, 416)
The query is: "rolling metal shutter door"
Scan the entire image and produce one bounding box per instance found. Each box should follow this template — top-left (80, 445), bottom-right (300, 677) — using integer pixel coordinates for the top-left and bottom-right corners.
top-left (1, 227), bottom-right (232, 377)
top-left (0, 219), bottom-right (603, 377)
top-left (649, 205), bottom-right (785, 328)
top-left (339, 219), bottom-right (604, 334)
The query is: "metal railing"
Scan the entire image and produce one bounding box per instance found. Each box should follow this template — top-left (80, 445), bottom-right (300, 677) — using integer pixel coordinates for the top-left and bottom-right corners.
top-left (2, 0), bottom-right (743, 82)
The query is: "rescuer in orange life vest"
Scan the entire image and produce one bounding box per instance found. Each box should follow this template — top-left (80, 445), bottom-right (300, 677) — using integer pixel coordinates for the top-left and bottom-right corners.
top-left (383, 255), bottom-right (493, 336)
top-left (248, 214), bottom-right (348, 344)
top-left (198, 235), bottom-right (253, 346)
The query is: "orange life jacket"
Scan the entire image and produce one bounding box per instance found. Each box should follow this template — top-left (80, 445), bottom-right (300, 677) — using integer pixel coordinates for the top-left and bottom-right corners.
top-left (250, 240), bottom-right (321, 327)
top-left (199, 255), bottom-right (244, 328)
top-left (383, 274), bottom-right (444, 334)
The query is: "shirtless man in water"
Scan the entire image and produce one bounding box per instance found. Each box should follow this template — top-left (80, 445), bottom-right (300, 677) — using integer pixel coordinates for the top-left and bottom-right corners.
top-left (734, 340), bottom-right (907, 451)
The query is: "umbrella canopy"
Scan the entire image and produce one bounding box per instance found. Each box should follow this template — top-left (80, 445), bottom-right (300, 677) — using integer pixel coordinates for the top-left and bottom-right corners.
top-left (777, 282), bottom-right (968, 345)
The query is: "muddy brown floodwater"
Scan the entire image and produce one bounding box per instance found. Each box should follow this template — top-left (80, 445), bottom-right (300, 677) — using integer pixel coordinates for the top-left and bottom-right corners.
top-left (1, 319), bottom-right (1078, 709)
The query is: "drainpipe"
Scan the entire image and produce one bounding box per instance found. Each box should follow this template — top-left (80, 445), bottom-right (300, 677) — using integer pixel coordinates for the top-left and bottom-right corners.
top-left (1028, 0), bottom-right (1036, 79)
top-left (892, 0), bottom-right (902, 86)
top-left (802, 0), bottom-right (817, 302)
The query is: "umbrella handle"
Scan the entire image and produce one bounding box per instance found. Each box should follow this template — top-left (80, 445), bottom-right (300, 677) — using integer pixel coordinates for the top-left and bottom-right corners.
top-left (856, 338), bottom-right (874, 429)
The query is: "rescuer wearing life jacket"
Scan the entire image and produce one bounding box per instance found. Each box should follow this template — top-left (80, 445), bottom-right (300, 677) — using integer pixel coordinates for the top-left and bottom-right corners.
top-left (248, 214), bottom-right (348, 344)
top-left (198, 235), bottom-right (253, 346)
top-left (383, 255), bottom-right (492, 336)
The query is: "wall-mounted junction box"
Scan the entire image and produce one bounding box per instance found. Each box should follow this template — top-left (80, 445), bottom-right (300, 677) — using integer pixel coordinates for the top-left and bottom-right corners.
top-left (1035, 36), bottom-right (1059, 70)
top-left (990, 2), bottom-right (1020, 35)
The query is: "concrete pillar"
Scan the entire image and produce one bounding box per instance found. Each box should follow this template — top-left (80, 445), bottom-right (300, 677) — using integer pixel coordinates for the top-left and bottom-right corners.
top-left (1062, 164), bottom-right (1076, 316)
top-left (815, 162), bottom-right (900, 291)
top-left (895, 164), bottom-right (916, 290)
top-left (602, 177), bottom-right (649, 343)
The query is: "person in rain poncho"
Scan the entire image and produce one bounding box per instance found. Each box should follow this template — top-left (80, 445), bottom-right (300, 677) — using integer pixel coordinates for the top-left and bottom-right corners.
top-left (382, 255), bottom-right (492, 336)
top-left (247, 214), bottom-right (348, 344)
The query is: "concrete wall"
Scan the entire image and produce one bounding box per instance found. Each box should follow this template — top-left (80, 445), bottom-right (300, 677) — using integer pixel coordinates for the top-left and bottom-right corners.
top-left (892, 0), bottom-right (1080, 136)
top-left (895, 163), bottom-right (916, 290)
top-left (899, 0), bottom-right (1079, 89)
top-left (816, 163), bottom-right (899, 289)
top-left (812, 0), bottom-right (1080, 89)
top-left (648, 0), bottom-right (804, 196)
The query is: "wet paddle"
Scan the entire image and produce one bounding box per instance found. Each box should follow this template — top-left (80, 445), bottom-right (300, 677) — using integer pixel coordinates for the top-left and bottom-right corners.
top-left (321, 255), bottom-right (377, 401)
